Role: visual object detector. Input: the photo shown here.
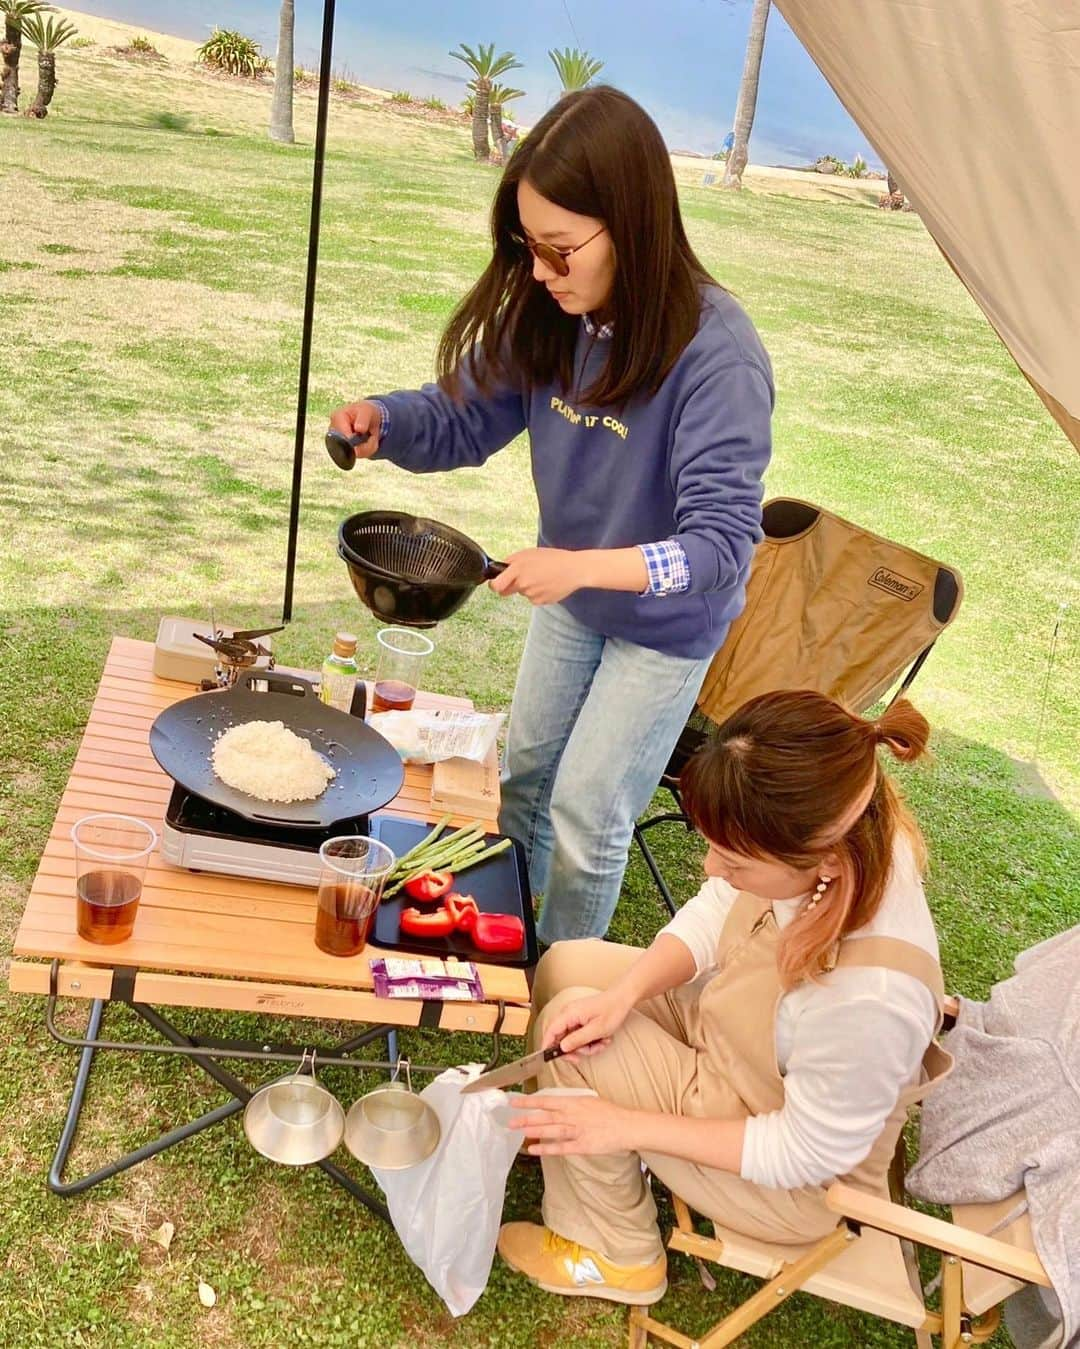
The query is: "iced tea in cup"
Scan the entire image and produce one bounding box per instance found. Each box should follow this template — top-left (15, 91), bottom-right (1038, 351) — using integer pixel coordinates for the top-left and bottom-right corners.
top-left (372, 628), bottom-right (434, 713)
top-left (314, 836), bottom-right (395, 957)
top-left (71, 813), bottom-right (157, 944)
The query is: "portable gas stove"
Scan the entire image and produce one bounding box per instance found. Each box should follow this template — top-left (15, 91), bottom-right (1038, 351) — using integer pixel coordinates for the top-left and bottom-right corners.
top-left (193, 622), bottom-right (284, 690)
top-left (160, 784), bottom-right (372, 887)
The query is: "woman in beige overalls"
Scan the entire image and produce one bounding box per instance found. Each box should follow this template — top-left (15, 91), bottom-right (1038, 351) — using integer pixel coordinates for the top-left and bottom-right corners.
top-left (498, 689), bottom-right (951, 1306)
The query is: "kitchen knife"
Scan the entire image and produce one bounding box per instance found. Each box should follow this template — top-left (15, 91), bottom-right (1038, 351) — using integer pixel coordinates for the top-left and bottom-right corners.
top-left (460, 1044), bottom-right (573, 1094)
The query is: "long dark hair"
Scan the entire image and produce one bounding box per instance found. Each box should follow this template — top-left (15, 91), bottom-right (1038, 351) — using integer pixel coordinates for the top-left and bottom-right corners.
top-left (436, 86), bottom-right (717, 408)
top-left (680, 691), bottom-right (931, 987)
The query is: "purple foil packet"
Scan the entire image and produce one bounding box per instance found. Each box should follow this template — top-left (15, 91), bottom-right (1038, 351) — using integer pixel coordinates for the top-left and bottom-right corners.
top-left (370, 956), bottom-right (484, 1002)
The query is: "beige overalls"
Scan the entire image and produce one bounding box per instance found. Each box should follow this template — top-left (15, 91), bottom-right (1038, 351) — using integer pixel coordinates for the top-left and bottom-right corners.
top-left (531, 892), bottom-right (952, 1265)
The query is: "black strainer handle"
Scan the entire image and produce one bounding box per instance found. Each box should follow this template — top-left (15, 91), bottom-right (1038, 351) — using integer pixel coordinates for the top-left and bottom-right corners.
top-left (483, 559), bottom-right (508, 579)
top-left (325, 428), bottom-right (370, 472)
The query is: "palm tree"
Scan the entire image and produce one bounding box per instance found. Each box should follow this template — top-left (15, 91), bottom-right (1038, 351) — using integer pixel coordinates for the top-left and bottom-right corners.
top-left (722, 0), bottom-right (771, 189)
top-left (449, 42), bottom-right (521, 160)
top-left (487, 81), bottom-right (524, 161)
top-left (21, 11), bottom-right (75, 118)
top-left (1, 0), bottom-right (52, 115)
top-left (548, 47), bottom-right (603, 92)
top-left (269, 0), bottom-right (294, 143)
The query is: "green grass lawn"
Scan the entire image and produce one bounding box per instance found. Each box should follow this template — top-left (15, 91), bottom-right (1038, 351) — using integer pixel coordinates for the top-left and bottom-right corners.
top-left (0, 32), bottom-right (1077, 1349)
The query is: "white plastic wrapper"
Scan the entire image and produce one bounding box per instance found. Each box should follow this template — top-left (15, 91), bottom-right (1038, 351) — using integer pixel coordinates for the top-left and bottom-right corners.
top-left (368, 709), bottom-right (505, 764)
top-left (372, 1065), bottom-right (524, 1316)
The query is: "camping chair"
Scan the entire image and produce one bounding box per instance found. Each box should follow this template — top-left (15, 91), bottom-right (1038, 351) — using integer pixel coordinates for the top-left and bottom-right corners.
top-left (634, 498), bottom-right (964, 916)
top-left (629, 1000), bottom-right (1054, 1349)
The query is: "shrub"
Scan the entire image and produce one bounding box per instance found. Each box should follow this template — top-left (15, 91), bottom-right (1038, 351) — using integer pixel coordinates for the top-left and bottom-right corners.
top-left (422, 96), bottom-right (446, 111)
top-left (129, 34), bottom-right (159, 56)
top-left (848, 155), bottom-right (869, 179)
top-left (70, 36), bottom-right (95, 50)
top-left (196, 29), bottom-right (268, 78)
top-left (390, 90), bottom-right (413, 103)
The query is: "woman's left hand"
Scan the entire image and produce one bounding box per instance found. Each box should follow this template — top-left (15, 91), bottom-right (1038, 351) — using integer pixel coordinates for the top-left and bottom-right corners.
top-left (508, 1093), bottom-right (638, 1156)
top-left (489, 548), bottom-right (584, 605)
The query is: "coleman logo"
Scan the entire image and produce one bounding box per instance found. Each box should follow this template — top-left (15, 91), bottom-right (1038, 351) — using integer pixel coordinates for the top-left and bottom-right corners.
top-left (868, 567), bottom-right (924, 601)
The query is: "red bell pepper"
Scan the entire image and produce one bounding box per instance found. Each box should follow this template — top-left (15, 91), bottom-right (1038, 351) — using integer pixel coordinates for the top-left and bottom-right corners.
top-left (446, 892), bottom-right (479, 931)
top-left (399, 904), bottom-right (456, 938)
top-left (471, 912), bottom-right (525, 954)
top-left (402, 869), bottom-right (455, 902)
top-left (398, 892), bottom-right (523, 953)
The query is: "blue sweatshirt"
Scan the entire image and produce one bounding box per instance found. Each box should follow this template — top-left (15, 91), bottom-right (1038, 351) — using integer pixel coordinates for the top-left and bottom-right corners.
top-left (372, 286), bottom-right (774, 658)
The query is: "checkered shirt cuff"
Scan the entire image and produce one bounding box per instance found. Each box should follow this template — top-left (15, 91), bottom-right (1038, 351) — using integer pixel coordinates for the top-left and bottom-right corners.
top-left (638, 539), bottom-right (692, 596)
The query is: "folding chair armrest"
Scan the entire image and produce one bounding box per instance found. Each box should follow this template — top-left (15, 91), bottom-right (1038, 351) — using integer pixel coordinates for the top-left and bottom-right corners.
top-left (825, 1183), bottom-right (1051, 1288)
top-left (942, 994), bottom-right (960, 1020)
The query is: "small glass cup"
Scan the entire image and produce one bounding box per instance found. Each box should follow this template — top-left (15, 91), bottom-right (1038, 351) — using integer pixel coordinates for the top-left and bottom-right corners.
top-left (71, 813), bottom-right (157, 945)
top-left (314, 836), bottom-right (395, 957)
top-left (371, 627), bottom-right (434, 714)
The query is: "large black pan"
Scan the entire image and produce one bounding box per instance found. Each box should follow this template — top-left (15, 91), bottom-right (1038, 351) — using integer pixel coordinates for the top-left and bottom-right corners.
top-left (149, 672), bottom-right (404, 830)
top-left (338, 510), bottom-right (507, 628)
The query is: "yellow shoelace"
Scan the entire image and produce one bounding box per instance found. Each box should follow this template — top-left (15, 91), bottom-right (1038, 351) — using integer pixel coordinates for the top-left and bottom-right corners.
top-left (542, 1229), bottom-right (587, 1265)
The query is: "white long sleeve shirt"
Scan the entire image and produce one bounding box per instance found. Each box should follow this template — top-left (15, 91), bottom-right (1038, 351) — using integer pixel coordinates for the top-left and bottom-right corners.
top-left (660, 838), bottom-right (939, 1190)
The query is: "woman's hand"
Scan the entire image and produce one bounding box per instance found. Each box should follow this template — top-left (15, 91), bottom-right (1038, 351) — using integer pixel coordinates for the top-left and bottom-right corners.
top-left (541, 987), bottom-right (633, 1059)
top-left (489, 548), bottom-right (585, 605)
top-left (509, 1093), bottom-right (639, 1156)
top-left (328, 400), bottom-right (383, 459)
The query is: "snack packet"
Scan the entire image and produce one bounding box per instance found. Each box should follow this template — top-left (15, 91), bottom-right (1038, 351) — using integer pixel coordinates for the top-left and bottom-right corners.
top-left (370, 955), bottom-right (484, 1002)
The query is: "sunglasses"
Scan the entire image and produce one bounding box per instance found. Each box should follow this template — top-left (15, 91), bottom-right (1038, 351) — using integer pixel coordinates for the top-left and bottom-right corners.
top-left (508, 224), bottom-right (607, 278)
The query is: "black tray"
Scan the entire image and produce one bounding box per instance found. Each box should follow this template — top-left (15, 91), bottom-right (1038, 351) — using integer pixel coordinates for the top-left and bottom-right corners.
top-left (370, 814), bottom-right (537, 969)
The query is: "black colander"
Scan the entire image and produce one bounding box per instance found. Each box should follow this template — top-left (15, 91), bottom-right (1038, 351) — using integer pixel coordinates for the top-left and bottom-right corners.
top-left (338, 511), bottom-right (507, 627)
top-left (347, 517), bottom-right (492, 584)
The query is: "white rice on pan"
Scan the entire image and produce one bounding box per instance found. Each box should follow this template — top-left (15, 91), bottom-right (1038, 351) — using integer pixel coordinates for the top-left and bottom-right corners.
top-left (212, 720), bottom-right (336, 802)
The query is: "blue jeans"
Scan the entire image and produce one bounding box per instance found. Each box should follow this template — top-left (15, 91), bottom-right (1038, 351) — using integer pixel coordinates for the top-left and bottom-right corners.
top-left (498, 603), bottom-right (712, 945)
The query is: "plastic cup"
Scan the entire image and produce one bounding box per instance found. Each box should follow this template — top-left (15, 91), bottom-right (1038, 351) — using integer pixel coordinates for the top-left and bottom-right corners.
top-left (314, 835), bottom-right (395, 957)
top-left (71, 813), bottom-right (157, 944)
top-left (371, 628), bottom-right (434, 714)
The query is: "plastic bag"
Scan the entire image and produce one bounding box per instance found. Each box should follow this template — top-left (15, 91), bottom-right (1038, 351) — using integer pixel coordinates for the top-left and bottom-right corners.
top-left (371, 1065), bottom-right (524, 1316)
top-left (369, 709), bottom-right (505, 764)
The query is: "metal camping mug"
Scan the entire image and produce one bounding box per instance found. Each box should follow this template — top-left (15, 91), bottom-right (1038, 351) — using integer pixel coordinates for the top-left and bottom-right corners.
top-left (243, 1050), bottom-right (345, 1166)
top-left (344, 1060), bottom-right (441, 1170)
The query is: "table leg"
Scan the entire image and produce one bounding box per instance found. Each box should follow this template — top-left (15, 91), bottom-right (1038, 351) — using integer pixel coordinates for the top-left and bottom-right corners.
top-left (44, 989), bottom-right (509, 1221)
top-left (132, 1001), bottom-right (391, 1223)
top-left (46, 996), bottom-right (391, 1220)
top-left (48, 998), bottom-right (245, 1197)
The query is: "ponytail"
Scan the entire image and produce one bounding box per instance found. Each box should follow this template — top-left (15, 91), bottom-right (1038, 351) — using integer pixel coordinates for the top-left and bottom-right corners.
top-left (873, 698), bottom-right (931, 763)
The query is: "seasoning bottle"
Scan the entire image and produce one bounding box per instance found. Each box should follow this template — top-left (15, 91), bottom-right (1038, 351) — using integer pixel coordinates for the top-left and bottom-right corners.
top-left (319, 632), bottom-right (359, 713)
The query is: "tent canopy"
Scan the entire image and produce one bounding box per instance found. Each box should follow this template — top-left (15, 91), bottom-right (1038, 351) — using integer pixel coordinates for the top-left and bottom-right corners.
top-left (776, 0), bottom-right (1080, 452)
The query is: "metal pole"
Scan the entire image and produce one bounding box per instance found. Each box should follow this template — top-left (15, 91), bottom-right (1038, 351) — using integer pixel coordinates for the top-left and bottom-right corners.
top-left (282, 0), bottom-right (338, 624)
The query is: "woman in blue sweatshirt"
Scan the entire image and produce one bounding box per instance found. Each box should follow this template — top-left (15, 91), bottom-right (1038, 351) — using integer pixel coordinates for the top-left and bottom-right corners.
top-left (330, 87), bottom-right (773, 945)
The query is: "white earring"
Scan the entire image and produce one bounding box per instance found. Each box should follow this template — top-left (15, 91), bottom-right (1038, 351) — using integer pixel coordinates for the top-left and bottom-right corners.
top-left (805, 875), bottom-right (831, 912)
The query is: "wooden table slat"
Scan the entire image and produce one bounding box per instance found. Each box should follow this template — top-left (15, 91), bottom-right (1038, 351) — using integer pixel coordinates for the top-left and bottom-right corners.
top-left (7, 961), bottom-right (530, 1033)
